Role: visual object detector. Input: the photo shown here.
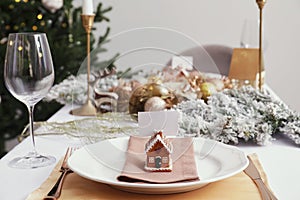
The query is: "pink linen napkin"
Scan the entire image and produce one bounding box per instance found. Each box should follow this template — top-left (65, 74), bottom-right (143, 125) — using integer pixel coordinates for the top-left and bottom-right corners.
top-left (117, 136), bottom-right (199, 183)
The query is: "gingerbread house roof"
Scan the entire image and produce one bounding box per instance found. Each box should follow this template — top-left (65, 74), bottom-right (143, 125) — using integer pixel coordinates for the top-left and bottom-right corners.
top-left (145, 131), bottom-right (173, 153)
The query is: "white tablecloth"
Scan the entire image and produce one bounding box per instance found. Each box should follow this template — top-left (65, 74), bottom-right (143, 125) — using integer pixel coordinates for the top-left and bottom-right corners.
top-left (1, 105), bottom-right (300, 200)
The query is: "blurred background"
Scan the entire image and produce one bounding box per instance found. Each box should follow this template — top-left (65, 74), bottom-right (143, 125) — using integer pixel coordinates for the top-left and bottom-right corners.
top-left (86, 0), bottom-right (300, 112)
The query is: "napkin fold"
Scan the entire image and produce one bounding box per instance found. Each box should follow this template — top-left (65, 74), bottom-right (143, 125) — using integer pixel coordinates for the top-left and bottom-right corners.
top-left (117, 136), bottom-right (199, 183)
top-left (27, 153), bottom-right (272, 200)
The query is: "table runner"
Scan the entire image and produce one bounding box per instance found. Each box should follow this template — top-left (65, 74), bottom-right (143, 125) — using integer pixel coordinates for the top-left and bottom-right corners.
top-left (26, 154), bottom-right (272, 200)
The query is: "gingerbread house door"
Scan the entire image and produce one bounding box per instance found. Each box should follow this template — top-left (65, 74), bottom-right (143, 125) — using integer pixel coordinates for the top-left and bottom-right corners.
top-left (155, 156), bottom-right (162, 168)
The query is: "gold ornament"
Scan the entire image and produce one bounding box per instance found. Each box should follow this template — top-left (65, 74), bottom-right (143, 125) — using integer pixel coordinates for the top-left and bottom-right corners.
top-left (199, 82), bottom-right (217, 101)
top-left (182, 71), bottom-right (232, 101)
top-left (129, 82), bottom-right (178, 117)
top-left (144, 96), bottom-right (166, 112)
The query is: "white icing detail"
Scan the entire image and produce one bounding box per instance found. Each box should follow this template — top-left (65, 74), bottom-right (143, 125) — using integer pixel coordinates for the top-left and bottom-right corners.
top-left (144, 162), bottom-right (173, 171)
top-left (145, 133), bottom-right (173, 153)
top-left (162, 156), bottom-right (168, 163)
top-left (148, 157), bottom-right (154, 163)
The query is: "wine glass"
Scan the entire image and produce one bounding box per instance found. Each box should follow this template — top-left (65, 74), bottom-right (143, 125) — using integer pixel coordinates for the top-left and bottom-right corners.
top-left (240, 18), bottom-right (268, 51)
top-left (240, 19), bottom-right (259, 48)
top-left (4, 32), bottom-right (56, 169)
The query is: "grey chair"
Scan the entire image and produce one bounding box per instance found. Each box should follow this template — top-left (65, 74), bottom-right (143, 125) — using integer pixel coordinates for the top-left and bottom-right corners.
top-left (167, 44), bottom-right (233, 76)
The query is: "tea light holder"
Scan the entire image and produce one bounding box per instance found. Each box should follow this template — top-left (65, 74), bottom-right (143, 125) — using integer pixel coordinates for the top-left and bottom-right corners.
top-left (228, 0), bottom-right (267, 91)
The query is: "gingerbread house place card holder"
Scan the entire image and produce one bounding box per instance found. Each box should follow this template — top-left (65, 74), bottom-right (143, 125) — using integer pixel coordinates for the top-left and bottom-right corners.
top-left (144, 131), bottom-right (173, 172)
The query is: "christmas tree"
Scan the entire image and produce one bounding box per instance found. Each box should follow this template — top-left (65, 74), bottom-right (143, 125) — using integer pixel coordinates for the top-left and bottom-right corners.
top-left (0, 0), bottom-right (115, 156)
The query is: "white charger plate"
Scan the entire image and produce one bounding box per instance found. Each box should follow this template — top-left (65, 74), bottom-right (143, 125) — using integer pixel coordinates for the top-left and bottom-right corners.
top-left (68, 137), bottom-right (248, 194)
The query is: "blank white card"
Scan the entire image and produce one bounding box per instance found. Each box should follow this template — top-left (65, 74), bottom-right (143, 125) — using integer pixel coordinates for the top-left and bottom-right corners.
top-left (138, 110), bottom-right (179, 136)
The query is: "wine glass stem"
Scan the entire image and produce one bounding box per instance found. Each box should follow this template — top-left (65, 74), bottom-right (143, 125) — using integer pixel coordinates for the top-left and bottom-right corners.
top-left (27, 105), bottom-right (37, 154)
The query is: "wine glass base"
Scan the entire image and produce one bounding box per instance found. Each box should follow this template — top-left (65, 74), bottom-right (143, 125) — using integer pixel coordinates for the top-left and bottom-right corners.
top-left (8, 152), bottom-right (56, 169)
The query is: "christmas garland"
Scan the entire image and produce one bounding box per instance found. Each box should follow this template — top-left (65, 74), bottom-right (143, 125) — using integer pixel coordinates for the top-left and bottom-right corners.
top-left (45, 67), bottom-right (300, 146)
top-left (174, 86), bottom-right (300, 145)
top-left (44, 83), bottom-right (300, 146)
top-left (44, 73), bottom-right (119, 105)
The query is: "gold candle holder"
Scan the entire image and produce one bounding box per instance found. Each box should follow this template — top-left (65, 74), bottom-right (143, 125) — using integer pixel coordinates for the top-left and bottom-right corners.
top-left (71, 14), bottom-right (97, 116)
top-left (256, 0), bottom-right (266, 91)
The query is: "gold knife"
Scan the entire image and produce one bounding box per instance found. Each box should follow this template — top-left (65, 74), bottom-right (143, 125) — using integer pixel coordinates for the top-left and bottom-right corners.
top-left (244, 155), bottom-right (278, 200)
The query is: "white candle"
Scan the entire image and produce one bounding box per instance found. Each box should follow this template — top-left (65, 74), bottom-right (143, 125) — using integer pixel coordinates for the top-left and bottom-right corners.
top-left (82, 0), bottom-right (94, 15)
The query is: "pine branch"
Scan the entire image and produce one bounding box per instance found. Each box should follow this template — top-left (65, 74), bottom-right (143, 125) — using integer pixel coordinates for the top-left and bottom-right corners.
top-left (98, 27), bottom-right (111, 45)
top-left (95, 3), bottom-right (112, 22)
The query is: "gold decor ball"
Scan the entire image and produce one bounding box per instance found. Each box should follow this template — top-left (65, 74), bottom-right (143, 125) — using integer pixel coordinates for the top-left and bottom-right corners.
top-left (144, 96), bottom-right (166, 111)
top-left (129, 83), bottom-right (178, 116)
top-left (200, 82), bottom-right (217, 101)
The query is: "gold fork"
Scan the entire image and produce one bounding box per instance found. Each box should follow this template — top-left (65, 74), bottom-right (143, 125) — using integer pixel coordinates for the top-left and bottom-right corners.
top-left (44, 147), bottom-right (77, 200)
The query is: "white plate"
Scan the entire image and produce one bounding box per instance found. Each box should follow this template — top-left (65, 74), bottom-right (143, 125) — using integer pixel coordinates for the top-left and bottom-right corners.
top-left (68, 137), bottom-right (248, 194)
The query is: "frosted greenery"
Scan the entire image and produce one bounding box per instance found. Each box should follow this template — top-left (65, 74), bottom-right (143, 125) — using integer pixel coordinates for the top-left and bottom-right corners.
top-left (174, 86), bottom-right (300, 145)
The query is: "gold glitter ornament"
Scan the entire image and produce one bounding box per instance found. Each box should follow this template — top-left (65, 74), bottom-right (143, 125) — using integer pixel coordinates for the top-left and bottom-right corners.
top-left (129, 83), bottom-right (178, 116)
top-left (199, 82), bottom-right (217, 101)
